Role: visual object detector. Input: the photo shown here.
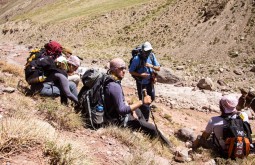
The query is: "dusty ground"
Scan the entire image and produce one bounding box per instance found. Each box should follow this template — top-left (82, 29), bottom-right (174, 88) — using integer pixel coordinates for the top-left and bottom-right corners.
top-left (1, 0), bottom-right (255, 164)
top-left (0, 41), bottom-right (220, 165)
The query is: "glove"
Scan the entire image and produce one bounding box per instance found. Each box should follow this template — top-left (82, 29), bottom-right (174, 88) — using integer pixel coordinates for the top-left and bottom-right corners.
top-left (38, 76), bottom-right (46, 82)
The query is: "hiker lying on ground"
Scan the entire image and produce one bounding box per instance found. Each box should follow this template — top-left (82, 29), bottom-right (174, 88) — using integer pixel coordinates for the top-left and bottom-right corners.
top-left (192, 94), bottom-right (252, 159)
top-left (28, 56), bottom-right (78, 105)
top-left (129, 41), bottom-right (160, 121)
top-left (104, 58), bottom-right (172, 147)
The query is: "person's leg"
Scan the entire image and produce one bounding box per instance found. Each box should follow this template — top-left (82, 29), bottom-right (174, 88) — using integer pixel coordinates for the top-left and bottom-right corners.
top-left (146, 82), bottom-right (155, 101)
top-left (136, 81), bottom-right (151, 121)
top-left (68, 74), bottom-right (80, 86)
top-left (127, 118), bottom-right (172, 147)
top-left (68, 81), bottom-right (78, 97)
top-left (127, 118), bottom-right (157, 138)
top-left (135, 108), bottom-right (146, 121)
top-left (39, 82), bottom-right (60, 97)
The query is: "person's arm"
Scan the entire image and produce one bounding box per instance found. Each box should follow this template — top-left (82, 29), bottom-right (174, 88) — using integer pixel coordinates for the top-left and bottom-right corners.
top-left (129, 57), bottom-right (150, 79)
top-left (192, 131), bottom-right (210, 150)
top-left (54, 73), bottom-right (78, 104)
top-left (109, 83), bottom-right (131, 115)
top-left (145, 54), bottom-right (160, 71)
top-left (129, 95), bottom-right (151, 111)
top-left (145, 63), bottom-right (160, 71)
top-left (129, 71), bottom-right (150, 79)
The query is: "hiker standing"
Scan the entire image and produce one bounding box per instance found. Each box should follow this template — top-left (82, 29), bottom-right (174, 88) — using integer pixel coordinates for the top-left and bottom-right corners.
top-left (192, 94), bottom-right (252, 159)
top-left (129, 41), bottom-right (160, 121)
top-left (104, 58), bottom-right (171, 147)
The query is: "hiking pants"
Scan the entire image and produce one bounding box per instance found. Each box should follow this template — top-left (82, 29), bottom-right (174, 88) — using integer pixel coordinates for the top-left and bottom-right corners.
top-left (136, 81), bottom-right (155, 121)
top-left (126, 109), bottom-right (171, 147)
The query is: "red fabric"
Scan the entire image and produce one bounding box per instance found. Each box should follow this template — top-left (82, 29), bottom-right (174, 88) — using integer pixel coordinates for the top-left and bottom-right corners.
top-left (44, 41), bottom-right (62, 59)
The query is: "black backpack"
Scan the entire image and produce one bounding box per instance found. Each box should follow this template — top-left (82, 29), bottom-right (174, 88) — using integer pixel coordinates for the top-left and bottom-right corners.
top-left (24, 48), bottom-right (45, 83)
top-left (213, 115), bottom-right (252, 159)
top-left (128, 46), bottom-right (155, 81)
top-left (75, 69), bottom-right (112, 129)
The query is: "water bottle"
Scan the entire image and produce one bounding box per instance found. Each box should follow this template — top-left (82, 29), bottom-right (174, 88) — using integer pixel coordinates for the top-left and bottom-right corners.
top-left (96, 105), bottom-right (104, 112)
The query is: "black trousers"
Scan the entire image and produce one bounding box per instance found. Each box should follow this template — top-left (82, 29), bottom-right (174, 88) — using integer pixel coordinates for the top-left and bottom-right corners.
top-left (126, 109), bottom-right (172, 147)
top-left (136, 81), bottom-right (155, 121)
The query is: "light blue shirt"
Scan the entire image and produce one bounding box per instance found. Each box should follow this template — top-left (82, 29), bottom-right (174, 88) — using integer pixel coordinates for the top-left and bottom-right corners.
top-left (129, 53), bottom-right (160, 84)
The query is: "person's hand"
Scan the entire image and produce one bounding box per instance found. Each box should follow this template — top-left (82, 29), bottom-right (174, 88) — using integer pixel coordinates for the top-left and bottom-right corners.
top-left (140, 73), bottom-right (150, 78)
top-left (143, 95), bottom-right (152, 105)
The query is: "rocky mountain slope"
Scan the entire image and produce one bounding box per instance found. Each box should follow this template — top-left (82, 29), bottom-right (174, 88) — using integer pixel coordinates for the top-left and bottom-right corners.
top-left (1, 0), bottom-right (255, 91)
top-left (1, 0), bottom-right (255, 164)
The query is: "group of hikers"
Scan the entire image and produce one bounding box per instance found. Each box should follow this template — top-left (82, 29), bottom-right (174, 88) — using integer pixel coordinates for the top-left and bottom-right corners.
top-left (24, 40), bottom-right (254, 160)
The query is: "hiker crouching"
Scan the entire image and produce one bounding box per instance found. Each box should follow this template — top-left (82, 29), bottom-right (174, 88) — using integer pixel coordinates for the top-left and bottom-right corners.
top-left (104, 58), bottom-right (172, 147)
top-left (192, 94), bottom-right (252, 159)
top-left (27, 55), bottom-right (78, 105)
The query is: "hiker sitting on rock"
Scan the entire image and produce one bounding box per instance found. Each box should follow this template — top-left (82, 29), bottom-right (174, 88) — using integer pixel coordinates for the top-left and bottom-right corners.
top-left (104, 58), bottom-right (172, 147)
top-left (192, 94), bottom-right (252, 159)
top-left (129, 41), bottom-right (160, 121)
top-left (29, 56), bottom-right (78, 105)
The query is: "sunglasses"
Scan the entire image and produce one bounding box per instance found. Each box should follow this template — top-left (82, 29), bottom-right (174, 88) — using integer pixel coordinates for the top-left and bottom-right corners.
top-left (118, 66), bottom-right (127, 70)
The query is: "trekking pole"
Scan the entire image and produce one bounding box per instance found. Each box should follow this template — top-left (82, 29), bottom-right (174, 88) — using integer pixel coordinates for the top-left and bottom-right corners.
top-left (142, 89), bottom-right (165, 148)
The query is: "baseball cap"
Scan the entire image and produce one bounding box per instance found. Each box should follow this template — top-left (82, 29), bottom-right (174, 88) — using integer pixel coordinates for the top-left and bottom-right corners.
top-left (220, 94), bottom-right (238, 114)
top-left (67, 55), bottom-right (80, 67)
top-left (142, 42), bottom-right (153, 51)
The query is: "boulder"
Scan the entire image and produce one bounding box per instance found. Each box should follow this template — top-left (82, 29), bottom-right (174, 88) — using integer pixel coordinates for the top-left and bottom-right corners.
top-left (197, 77), bottom-right (215, 90)
top-left (157, 67), bottom-right (180, 84)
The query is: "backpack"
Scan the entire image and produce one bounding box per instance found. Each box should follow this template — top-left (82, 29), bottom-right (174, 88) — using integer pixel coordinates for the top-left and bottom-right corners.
top-left (24, 48), bottom-right (45, 84)
top-left (128, 46), bottom-right (156, 81)
top-left (75, 69), bottom-right (112, 129)
top-left (214, 115), bottom-right (252, 159)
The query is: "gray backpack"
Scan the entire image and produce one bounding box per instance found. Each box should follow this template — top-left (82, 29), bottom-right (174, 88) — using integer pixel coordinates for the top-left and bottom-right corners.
top-left (76, 69), bottom-right (111, 129)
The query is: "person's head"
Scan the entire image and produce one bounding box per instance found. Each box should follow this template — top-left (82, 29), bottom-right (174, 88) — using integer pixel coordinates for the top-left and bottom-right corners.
top-left (141, 41), bottom-right (153, 59)
top-left (62, 47), bottom-right (72, 58)
top-left (55, 56), bottom-right (68, 71)
top-left (44, 40), bottom-right (62, 59)
top-left (67, 55), bottom-right (80, 73)
top-left (219, 94), bottom-right (238, 115)
top-left (109, 58), bottom-right (126, 80)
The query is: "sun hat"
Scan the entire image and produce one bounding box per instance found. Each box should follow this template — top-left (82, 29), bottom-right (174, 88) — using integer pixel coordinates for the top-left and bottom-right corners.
top-left (142, 42), bottom-right (153, 51)
top-left (220, 94), bottom-right (238, 114)
top-left (67, 55), bottom-right (80, 67)
top-left (109, 58), bottom-right (126, 71)
top-left (62, 47), bottom-right (72, 55)
top-left (56, 56), bottom-right (67, 63)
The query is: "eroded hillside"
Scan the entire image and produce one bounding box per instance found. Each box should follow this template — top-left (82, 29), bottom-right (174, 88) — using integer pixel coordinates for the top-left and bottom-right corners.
top-left (0, 0), bottom-right (255, 90)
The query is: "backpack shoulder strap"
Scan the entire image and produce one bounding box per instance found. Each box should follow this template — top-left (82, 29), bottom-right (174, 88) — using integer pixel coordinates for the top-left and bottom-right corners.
top-left (149, 53), bottom-right (156, 66)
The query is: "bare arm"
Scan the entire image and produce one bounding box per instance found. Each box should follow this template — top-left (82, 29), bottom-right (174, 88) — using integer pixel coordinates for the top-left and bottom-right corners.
top-left (192, 131), bottom-right (210, 149)
top-left (129, 95), bottom-right (151, 111)
top-left (145, 63), bottom-right (160, 71)
top-left (129, 71), bottom-right (150, 78)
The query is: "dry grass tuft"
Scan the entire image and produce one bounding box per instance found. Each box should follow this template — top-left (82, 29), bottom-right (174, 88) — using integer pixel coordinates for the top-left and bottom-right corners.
top-left (100, 125), bottom-right (173, 163)
top-left (0, 61), bottom-right (23, 77)
top-left (43, 139), bottom-right (92, 165)
top-left (37, 98), bottom-right (83, 131)
top-left (0, 118), bottom-right (55, 157)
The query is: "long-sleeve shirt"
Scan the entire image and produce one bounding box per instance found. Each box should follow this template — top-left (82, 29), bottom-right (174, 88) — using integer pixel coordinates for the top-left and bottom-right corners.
top-left (104, 80), bottom-right (131, 120)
